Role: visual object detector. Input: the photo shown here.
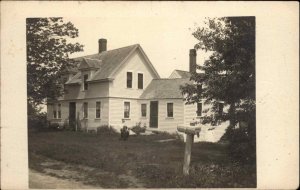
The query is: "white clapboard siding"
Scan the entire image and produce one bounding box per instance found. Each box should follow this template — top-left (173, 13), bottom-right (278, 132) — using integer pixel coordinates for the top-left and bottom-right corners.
top-left (47, 102), bottom-right (68, 126)
top-left (109, 50), bottom-right (156, 98)
top-left (108, 98), bottom-right (140, 131)
top-left (63, 82), bottom-right (109, 100)
top-left (77, 98), bottom-right (110, 130)
top-left (137, 100), bottom-right (150, 128)
top-left (183, 103), bottom-right (198, 127)
top-left (157, 99), bottom-right (184, 133)
top-left (49, 98), bottom-right (109, 129)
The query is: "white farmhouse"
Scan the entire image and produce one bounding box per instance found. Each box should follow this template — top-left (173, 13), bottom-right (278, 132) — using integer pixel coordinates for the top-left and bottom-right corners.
top-left (47, 38), bottom-right (228, 141)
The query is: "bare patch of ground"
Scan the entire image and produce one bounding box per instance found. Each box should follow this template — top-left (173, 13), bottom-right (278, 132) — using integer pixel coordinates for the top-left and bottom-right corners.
top-left (29, 169), bottom-right (97, 189)
top-left (29, 154), bottom-right (145, 188)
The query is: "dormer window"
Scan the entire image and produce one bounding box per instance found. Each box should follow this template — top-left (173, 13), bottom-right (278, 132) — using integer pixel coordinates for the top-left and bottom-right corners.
top-left (83, 74), bottom-right (88, 90)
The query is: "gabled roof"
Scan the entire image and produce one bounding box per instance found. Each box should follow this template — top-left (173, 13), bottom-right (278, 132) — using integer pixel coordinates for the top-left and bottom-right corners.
top-left (65, 72), bottom-right (81, 85)
top-left (169, 69), bottom-right (191, 79)
top-left (79, 58), bottom-right (102, 70)
top-left (68, 44), bottom-right (160, 83)
top-left (140, 78), bottom-right (192, 99)
top-left (60, 65), bottom-right (78, 74)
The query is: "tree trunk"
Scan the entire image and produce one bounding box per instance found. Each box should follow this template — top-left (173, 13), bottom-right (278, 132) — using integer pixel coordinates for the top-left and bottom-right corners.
top-left (228, 102), bottom-right (236, 128)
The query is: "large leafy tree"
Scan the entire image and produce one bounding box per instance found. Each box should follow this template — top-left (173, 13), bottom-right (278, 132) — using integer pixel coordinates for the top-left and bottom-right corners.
top-left (27, 17), bottom-right (83, 109)
top-left (181, 17), bottom-right (255, 161)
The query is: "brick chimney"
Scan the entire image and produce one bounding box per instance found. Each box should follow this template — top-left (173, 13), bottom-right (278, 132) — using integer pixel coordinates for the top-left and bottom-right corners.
top-left (189, 49), bottom-right (197, 73)
top-left (98, 38), bottom-right (107, 53)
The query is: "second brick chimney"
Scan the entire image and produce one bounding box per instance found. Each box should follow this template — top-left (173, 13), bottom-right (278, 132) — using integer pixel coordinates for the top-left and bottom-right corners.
top-left (98, 38), bottom-right (107, 53)
top-left (189, 49), bottom-right (197, 73)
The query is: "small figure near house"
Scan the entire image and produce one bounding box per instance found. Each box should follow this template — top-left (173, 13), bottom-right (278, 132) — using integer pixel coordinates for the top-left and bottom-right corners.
top-left (120, 126), bottom-right (130, 141)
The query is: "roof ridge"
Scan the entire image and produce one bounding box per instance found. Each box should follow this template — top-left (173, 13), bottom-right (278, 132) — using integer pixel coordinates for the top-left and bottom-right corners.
top-left (153, 78), bottom-right (189, 81)
top-left (106, 44), bottom-right (139, 52)
top-left (72, 44), bottom-right (139, 60)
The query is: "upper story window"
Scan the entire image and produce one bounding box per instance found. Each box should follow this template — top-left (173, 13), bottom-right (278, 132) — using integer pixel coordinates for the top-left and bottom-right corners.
top-left (83, 102), bottom-right (88, 119)
top-left (167, 103), bottom-right (173, 118)
top-left (83, 74), bottom-right (88, 90)
top-left (218, 103), bottom-right (224, 115)
top-left (124, 102), bottom-right (130, 118)
top-left (96, 101), bottom-right (101, 118)
top-left (138, 73), bottom-right (143, 89)
top-left (141, 104), bottom-right (146, 117)
top-left (127, 72), bottom-right (132, 88)
top-left (197, 102), bottom-right (202, 117)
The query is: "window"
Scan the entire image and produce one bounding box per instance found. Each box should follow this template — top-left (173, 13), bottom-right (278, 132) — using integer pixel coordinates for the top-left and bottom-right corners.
top-left (167, 103), bottom-right (173, 118)
top-left (53, 104), bottom-right (57, 119)
top-left (218, 103), bottom-right (224, 115)
top-left (83, 102), bottom-right (88, 118)
top-left (197, 102), bottom-right (202, 116)
top-left (141, 104), bottom-right (146, 117)
top-left (126, 72), bottom-right (132, 88)
top-left (57, 104), bottom-right (61, 118)
top-left (138, 73), bottom-right (143, 89)
top-left (96, 101), bottom-right (101, 118)
top-left (124, 102), bottom-right (130, 118)
top-left (83, 74), bottom-right (88, 90)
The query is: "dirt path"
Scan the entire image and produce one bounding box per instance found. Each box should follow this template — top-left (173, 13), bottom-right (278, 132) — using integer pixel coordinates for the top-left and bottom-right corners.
top-left (30, 154), bottom-right (145, 188)
top-left (29, 169), bottom-right (98, 189)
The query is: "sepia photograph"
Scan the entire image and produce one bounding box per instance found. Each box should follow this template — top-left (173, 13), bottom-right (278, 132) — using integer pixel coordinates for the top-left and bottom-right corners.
top-left (1, 1), bottom-right (299, 190)
top-left (27, 15), bottom-right (256, 188)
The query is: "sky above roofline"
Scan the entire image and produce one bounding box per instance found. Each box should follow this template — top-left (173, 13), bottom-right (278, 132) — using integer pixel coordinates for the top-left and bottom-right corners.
top-left (66, 16), bottom-right (210, 78)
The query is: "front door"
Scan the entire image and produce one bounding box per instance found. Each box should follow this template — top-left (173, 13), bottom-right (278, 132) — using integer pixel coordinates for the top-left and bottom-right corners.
top-left (150, 101), bottom-right (158, 128)
top-left (69, 102), bottom-right (76, 130)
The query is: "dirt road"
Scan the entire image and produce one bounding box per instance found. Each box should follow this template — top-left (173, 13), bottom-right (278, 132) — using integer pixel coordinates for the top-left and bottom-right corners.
top-left (29, 169), bottom-right (98, 189)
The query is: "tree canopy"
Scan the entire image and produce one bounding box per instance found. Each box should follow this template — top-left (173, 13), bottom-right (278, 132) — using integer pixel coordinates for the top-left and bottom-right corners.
top-left (27, 17), bottom-right (84, 107)
top-left (181, 17), bottom-right (255, 127)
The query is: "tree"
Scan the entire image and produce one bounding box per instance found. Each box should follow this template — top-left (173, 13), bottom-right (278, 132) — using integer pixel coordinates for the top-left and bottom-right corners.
top-left (181, 17), bottom-right (255, 162)
top-left (27, 17), bottom-right (84, 109)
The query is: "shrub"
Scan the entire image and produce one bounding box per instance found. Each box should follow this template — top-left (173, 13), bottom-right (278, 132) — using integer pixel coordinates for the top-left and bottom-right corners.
top-left (28, 111), bottom-right (48, 131)
top-left (221, 121), bottom-right (256, 164)
top-left (131, 122), bottom-right (146, 135)
top-left (48, 123), bottom-right (62, 131)
top-left (97, 125), bottom-right (118, 135)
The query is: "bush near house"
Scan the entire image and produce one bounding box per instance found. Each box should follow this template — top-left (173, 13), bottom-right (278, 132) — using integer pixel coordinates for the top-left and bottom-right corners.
top-left (130, 122), bottom-right (146, 135)
top-left (97, 125), bottom-right (118, 135)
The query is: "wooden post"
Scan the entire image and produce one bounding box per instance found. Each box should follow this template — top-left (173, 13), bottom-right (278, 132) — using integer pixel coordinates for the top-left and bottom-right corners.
top-left (183, 133), bottom-right (194, 176)
top-left (76, 112), bottom-right (79, 132)
top-left (177, 125), bottom-right (201, 176)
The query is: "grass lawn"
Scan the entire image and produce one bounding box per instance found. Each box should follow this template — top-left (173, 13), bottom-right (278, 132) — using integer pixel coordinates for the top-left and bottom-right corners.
top-left (28, 130), bottom-right (256, 188)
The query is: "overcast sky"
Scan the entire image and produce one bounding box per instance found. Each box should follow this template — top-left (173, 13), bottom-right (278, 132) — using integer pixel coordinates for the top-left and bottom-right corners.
top-left (67, 16), bottom-right (208, 78)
